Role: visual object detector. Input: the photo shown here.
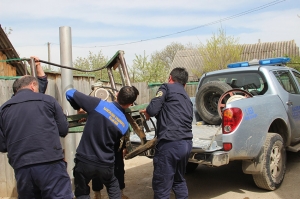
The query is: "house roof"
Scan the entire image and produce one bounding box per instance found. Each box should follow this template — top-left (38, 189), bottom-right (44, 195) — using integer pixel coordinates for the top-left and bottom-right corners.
top-left (171, 49), bottom-right (203, 81)
top-left (241, 40), bottom-right (300, 60)
top-left (171, 40), bottom-right (300, 81)
top-left (0, 24), bottom-right (26, 76)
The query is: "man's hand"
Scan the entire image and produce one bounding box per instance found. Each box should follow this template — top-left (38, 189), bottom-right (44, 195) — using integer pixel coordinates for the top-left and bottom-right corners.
top-left (77, 108), bottom-right (87, 123)
top-left (28, 56), bottom-right (45, 77)
top-left (122, 148), bottom-right (129, 159)
top-left (140, 109), bottom-right (150, 120)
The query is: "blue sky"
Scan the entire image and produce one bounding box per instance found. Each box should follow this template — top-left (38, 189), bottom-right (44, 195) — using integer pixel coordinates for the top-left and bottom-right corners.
top-left (1, 0), bottom-right (299, 68)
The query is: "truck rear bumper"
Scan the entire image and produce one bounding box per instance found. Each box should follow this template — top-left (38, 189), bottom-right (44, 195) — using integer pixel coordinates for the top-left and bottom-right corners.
top-left (189, 151), bottom-right (229, 167)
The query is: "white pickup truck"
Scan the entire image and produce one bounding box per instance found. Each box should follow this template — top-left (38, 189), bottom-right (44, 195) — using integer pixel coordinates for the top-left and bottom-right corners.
top-left (129, 57), bottom-right (300, 191)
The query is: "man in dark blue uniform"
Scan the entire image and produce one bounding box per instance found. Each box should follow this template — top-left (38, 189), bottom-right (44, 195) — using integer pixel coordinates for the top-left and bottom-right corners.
top-left (66, 86), bottom-right (139, 199)
top-left (76, 107), bottom-right (129, 199)
top-left (141, 67), bottom-right (193, 199)
top-left (0, 75), bottom-right (73, 199)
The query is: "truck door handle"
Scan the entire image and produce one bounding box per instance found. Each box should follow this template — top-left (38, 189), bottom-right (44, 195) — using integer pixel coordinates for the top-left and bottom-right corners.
top-left (286, 101), bottom-right (293, 106)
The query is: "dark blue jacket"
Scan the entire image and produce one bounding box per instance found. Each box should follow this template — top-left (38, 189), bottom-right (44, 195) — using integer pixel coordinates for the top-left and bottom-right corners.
top-left (38, 75), bottom-right (48, 94)
top-left (146, 83), bottom-right (193, 142)
top-left (0, 89), bottom-right (68, 169)
top-left (66, 89), bottom-right (128, 167)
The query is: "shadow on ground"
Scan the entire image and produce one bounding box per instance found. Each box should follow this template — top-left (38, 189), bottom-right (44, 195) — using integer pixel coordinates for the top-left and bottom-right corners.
top-left (99, 151), bottom-right (300, 199)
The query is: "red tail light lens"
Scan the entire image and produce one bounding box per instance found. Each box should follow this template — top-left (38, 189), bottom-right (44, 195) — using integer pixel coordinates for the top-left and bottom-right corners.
top-left (223, 143), bottom-right (232, 151)
top-left (222, 108), bottom-right (243, 134)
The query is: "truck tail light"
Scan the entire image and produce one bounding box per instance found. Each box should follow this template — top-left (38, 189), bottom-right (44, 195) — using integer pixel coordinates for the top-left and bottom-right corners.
top-left (222, 108), bottom-right (242, 134)
top-left (223, 143), bottom-right (232, 151)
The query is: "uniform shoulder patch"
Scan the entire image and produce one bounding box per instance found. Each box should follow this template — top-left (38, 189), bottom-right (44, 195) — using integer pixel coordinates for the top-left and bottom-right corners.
top-left (156, 91), bottom-right (163, 97)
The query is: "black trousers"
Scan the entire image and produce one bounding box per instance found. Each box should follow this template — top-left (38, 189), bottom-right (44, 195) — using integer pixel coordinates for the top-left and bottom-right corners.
top-left (15, 160), bottom-right (73, 199)
top-left (92, 148), bottom-right (125, 191)
top-left (73, 160), bottom-right (120, 199)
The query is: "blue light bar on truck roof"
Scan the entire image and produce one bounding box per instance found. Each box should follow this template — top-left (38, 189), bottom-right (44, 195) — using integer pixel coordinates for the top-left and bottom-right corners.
top-left (227, 62), bottom-right (249, 68)
top-left (259, 57), bottom-right (291, 65)
top-left (227, 57), bottom-right (291, 68)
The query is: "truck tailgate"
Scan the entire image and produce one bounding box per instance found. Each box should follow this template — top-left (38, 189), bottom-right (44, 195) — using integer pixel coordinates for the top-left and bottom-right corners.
top-left (130, 124), bottom-right (222, 152)
top-left (192, 124), bottom-right (222, 152)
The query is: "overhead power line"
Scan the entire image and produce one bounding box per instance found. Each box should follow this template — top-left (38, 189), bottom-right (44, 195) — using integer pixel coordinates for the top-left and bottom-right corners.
top-left (16, 0), bottom-right (285, 48)
top-left (68, 0), bottom-right (285, 48)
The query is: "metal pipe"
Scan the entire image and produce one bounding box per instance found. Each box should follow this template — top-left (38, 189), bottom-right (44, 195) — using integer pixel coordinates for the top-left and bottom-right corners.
top-left (107, 68), bottom-right (117, 95)
top-left (47, 42), bottom-right (51, 70)
top-left (119, 51), bottom-right (131, 86)
top-left (118, 63), bottom-right (126, 86)
top-left (24, 62), bottom-right (28, 75)
top-left (29, 57), bottom-right (37, 77)
top-left (59, 26), bottom-right (76, 182)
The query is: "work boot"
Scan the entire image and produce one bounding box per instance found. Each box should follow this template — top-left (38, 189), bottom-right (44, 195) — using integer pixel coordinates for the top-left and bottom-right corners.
top-left (121, 190), bottom-right (129, 199)
top-left (93, 191), bottom-right (101, 199)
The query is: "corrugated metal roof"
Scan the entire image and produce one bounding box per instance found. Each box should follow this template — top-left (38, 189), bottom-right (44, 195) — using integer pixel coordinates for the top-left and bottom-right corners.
top-left (241, 40), bottom-right (300, 60)
top-left (0, 24), bottom-right (26, 76)
top-left (171, 40), bottom-right (300, 82)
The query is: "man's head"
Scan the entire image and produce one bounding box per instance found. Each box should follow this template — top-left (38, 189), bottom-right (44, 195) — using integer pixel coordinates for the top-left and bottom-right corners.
top-left (169, 67), bottom-right (189, 86)
top-left (12, 78), bottom-right (20, 94)
top-left (12, 76), bottom-right (39, 94)
top-left (117, 86), bottom-right (139, 108)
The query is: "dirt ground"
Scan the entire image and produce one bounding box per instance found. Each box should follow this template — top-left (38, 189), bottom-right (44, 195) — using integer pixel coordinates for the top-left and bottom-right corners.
top-left (98, 151), bottom-right (300, 199)
top-left (3, 151), bottom-right (299, 199)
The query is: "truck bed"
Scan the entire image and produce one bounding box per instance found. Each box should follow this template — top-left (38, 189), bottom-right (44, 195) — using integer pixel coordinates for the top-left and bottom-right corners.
top-left (130, 124), bottom-right (222, 152)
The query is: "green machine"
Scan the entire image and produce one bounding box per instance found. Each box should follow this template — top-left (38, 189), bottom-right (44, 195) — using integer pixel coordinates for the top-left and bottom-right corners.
top-left (67, 50), bottom-right (156, 159)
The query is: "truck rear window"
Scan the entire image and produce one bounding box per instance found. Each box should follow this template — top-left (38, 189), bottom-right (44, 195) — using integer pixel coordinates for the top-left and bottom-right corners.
top-left (200, 72), bottom-right (267, 95)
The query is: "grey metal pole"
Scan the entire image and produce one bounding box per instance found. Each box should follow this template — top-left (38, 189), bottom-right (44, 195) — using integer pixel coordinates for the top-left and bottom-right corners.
top-left (47, 42), bottom-right (51, 70)
top-left (59, 26), bottom-right (76, 182)
top-left (29, 57), bottom-right (37, 77)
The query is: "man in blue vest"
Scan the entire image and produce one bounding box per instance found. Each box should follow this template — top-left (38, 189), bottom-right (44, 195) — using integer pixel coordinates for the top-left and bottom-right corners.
top-left (66, 86), bottom-right (139, 199)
